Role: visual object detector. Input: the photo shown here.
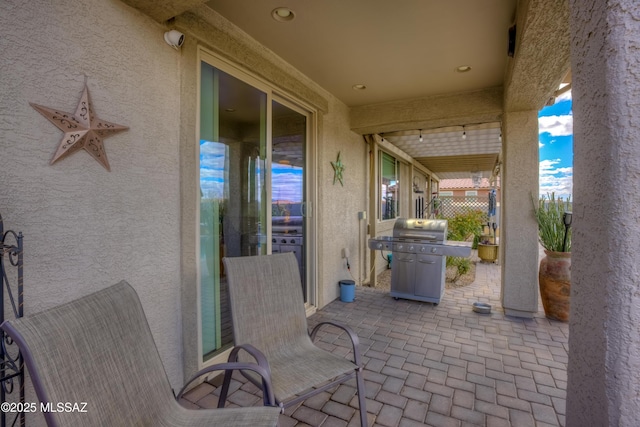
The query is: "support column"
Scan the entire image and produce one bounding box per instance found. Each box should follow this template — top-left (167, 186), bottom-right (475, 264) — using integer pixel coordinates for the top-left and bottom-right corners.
top-left (500, 111), bottom-right (540, 317)
top-left (567, 1), bottom-right (640, 425)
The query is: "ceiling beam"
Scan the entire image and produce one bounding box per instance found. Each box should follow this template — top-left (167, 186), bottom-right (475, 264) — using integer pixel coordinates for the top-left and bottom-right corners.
top-left (503, 0), bottom-right (571, 111)
top-left (119, 0), bottom-right (207, 23)
top-left (416, 154), bottom-right (499, 173)
top-left (350, 87), bottom-right (503, 135)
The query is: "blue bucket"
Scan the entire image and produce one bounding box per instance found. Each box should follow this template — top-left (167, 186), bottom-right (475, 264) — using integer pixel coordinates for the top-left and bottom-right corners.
top-left (339, 280), bottom-right (355, 303)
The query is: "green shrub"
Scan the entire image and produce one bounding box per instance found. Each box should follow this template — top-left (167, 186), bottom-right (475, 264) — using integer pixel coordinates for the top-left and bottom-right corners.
top-left (445, 210), bottom-right (485, 244)
top-left (447, 257), bottom-right (472, 281)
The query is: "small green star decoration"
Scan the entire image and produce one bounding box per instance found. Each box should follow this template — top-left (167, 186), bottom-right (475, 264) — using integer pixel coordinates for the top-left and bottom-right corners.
top-left (331, 151), bottom-right (345, 186)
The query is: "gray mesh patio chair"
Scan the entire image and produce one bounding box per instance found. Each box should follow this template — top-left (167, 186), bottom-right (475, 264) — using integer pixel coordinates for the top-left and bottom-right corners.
top-left (0, 280), bottom-right (280, 427)
top-left (221, 252), bottom-right (368, 426)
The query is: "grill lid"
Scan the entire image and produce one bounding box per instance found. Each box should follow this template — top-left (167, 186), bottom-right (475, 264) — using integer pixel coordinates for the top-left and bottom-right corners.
top-left (272, 216), bottom-right (303, 235)
top-left (393, 218), bottom-right (447, 243)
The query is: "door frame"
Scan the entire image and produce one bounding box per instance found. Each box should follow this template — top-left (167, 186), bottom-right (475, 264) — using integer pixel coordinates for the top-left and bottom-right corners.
top-left (195, 47), bottom-right (318, 369)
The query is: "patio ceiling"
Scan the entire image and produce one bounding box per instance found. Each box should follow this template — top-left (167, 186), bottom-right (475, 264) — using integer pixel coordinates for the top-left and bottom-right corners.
top-left (121, 0), bottom-right (568, 180)
top-left (201, 0), bottom-right (514, 180)
top-left (382, 123), bottom-right (502, 180)
top-left (203, 0), bottom-right (516, 108)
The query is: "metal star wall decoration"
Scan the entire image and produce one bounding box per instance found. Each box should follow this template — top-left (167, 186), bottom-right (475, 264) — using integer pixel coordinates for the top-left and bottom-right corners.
top-left (30, 84), bottom-right (128, 171)
top-left (331, 151), bottom-right (345, 186)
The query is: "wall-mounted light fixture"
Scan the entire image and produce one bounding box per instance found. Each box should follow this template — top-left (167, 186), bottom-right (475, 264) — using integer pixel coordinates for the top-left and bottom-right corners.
top-left (419, 130), bottom-right (423, 142)
top-left (462, 126), bottom-right (467, 140)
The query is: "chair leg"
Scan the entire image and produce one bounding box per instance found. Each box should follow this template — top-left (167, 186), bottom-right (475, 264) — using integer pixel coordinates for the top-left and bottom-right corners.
top-left (217, 370), bottom-right (233, 408)
top-left (355, 368), bottom-right (368, 427)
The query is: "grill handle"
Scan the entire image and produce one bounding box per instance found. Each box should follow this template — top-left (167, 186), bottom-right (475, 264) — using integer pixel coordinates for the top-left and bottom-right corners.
top-left (397, 233), bottom-right (439, 241)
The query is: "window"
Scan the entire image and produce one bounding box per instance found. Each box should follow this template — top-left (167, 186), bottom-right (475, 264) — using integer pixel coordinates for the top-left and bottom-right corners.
top-left (439, 191), bottom-right (453, 196)
top-left (380, 152), bottom-right (398, 220)
top-left (465, 190), bottom-right (478, 196)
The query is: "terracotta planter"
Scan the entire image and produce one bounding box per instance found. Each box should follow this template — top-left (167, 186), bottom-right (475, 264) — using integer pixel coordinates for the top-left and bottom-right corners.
top-left (539, 250), bottom-right (571, 322)
top-left (478, 243), bottom-right (499, 262)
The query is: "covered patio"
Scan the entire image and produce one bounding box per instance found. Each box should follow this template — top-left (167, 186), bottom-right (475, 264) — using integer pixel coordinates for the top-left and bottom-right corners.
top-left (181, 257), bottom-right (569, 426)
top-left (3, 0), bottom-right (639, 424)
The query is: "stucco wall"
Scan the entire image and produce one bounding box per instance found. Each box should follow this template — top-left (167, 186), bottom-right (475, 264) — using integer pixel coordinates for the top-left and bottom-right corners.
top-left (567, 0), bottom-right (640, 425)
top-left (500, 110), bottom-right (539, 317)
top-left (0, 0), bottom-right (184, 414)
top-left (317, 99), bottom-right (368, 307)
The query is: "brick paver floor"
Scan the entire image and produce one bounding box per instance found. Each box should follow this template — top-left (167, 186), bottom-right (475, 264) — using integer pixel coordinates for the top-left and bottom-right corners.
top-left (180, 257), bottom-right (569, 426)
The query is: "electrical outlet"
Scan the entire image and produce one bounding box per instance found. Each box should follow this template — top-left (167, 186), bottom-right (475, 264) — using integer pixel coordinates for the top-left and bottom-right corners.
top-left (358, 211), bottom-right (367, 220)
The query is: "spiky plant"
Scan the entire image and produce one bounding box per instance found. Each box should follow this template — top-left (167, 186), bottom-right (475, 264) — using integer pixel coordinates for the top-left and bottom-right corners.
top-left (532, 193), bottom-right (572, 252)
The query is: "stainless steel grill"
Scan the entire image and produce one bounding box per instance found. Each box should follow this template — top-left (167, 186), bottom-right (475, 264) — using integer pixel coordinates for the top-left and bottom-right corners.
top-left (369, 218), bottom-right (472, 304)
top-left (271, 216), bottom-right (304, 287)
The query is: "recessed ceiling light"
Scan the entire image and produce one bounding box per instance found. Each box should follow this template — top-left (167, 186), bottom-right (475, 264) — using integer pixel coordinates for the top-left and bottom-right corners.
top-left (271, 7), bottom-right (295, 22)
top-left (352, 84), bottom-right (366, 90)
top-left (456, 65), bottom-right (472, 73)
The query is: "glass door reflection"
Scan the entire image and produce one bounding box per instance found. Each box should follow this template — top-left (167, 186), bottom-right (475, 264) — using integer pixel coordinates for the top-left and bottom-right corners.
top-left (271, 100), bottom-right (307, 301)
top-left (200, 62), bottom-right (267, 361)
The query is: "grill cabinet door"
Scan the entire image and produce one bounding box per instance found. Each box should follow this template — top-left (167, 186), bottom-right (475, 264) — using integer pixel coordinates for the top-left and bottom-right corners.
top-left (414, 254), bottom-right (445, 299)
top-left (391, 252), bottom-right (415, 295)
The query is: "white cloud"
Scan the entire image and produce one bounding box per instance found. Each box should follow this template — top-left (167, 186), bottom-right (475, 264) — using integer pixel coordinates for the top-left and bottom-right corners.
top-left (538, 114), bottom-right (573, 136)
top-left (272, 171), bottom-right (303, 202)
top-left (539, 159), bottom-right (573, 199)
top-left (539, 141), bottom-right (544, 148)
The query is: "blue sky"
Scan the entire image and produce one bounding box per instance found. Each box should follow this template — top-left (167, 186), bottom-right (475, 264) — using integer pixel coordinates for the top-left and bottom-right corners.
top-left (538, 90), bottom-right (573, 199)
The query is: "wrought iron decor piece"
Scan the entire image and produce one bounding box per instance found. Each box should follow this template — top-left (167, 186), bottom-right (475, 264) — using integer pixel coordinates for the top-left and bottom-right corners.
top-left (0, 213), bottom-right (24, 427)
top-left (30, 83), bottom-right (129, 171)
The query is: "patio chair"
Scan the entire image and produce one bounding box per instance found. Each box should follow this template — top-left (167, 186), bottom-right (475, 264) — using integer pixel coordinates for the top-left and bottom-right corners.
top-left (221, 252), bottom-right (368, 426)
top-left (0, 280), bottom-right (280, 427)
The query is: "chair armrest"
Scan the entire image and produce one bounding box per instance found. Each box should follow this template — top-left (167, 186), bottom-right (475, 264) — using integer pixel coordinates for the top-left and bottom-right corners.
top-left (176, 361), bottom-right (275, 406)
top-left (310, 321), bottom-right (362, 367)
top-left (227, 343), bottom-right (272, 372)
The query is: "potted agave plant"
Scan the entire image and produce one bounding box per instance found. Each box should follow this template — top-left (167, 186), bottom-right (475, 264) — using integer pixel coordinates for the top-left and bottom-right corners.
top-left (533, 193), bottom-right (572, 322)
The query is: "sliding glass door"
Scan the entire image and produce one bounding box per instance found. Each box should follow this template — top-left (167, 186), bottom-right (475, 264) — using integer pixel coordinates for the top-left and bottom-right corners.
top-left (200, 62), bottom-right (267, 361)
top-left (198, 54), bottom-right (314, 363)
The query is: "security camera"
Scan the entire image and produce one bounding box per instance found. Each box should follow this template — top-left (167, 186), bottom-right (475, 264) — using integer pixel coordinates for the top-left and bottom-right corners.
top-left (164, 30), bottom-right (184, 49)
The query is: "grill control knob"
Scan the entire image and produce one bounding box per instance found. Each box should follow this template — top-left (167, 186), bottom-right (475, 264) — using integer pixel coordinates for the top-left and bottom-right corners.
top-left (420, 247), bottom-right (426, 252)
top-left (408, 245), bottom-right (415, 252)
top-left (431, 247), bottom-right (437, 254)
top-left (376, 243), bottom-right (383, 249)
top-left (397, 244), bottom-right (404, 251)
top-left (290, 239), bottom-right (296, 244)
top-left (272, 238), bottom-right (276, 243)
top-left (281, 239), bottom-right (287, 244)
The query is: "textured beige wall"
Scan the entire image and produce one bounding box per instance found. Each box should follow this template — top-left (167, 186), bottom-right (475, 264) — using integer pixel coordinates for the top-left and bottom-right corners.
top-left (0, 0), bottom-right (184, 412)
top-left (500, 110), bottom-right (539, 317)
top-left (567, 0), bottom-right (640, 425)
top-left (317, 99), bottom-right (368, 307)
